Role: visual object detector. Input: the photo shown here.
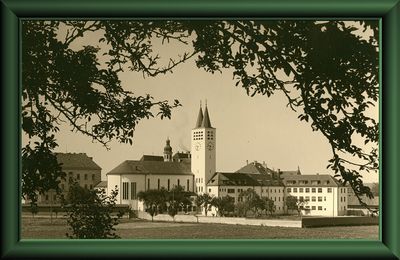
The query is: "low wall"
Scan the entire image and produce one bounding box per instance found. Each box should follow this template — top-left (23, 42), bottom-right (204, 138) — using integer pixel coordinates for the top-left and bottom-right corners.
top-left (302, 216), bottom-right (379, 228)
top-left (137, 212), bottom-right (302, 228)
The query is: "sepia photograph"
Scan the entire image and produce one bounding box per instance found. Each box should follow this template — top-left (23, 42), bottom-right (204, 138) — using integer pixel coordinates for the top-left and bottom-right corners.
top-left (2, 0), bottom-right (400, 257)
top-left (20, 19), bottom-right (381, 242)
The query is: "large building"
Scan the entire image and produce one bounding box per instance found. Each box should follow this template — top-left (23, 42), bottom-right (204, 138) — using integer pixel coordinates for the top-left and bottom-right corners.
top-left (106, 139), bottom-right (194, 210)
top-left (282, 174), bottom-right (348, 216)
top-left (36, 153), bottom-right (102, 204)
top-left (106, 102), bottom-right (348, 216)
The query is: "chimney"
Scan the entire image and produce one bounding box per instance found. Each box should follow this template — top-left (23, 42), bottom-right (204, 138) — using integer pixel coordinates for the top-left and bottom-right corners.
top-left (246, 160), bottom-right (248, 165)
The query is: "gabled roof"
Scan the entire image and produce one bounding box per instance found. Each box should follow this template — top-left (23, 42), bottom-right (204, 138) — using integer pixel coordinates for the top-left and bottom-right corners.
top-left (236, 161), bottom-right (275, 175)
top-left (207, 172), bottom-right (260, 186)
top-left (173, 152), bottom-right (191, 159)
top-left (140, 155), bottom-right (164, 161)
top-left (247, 174), bottom-right (283, 186)
top-left (107, 160), bottom-right (192, 176)
top-left (56, 153), bottom-right (101, 170)
top-left (282, 174), bottom-right (342, 187)
top-left (279, 170), bottom-right (301, 178)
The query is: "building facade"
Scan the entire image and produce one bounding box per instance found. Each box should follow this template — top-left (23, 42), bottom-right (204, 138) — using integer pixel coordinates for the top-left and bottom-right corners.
top-left (35, 153), bottom-right (102, 204)
top-left (283, 174), bottom-right (348, 216)
top-left (106, 141), bottom-right (194, 210)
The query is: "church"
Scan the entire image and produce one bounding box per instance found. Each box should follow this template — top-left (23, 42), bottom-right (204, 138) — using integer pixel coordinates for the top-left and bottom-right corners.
top-left (105, 102), bottom-right (348, 216)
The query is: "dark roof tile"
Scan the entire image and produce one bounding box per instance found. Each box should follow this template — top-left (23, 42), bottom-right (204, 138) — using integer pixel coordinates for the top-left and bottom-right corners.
top-left (56, 153), bottom-right (101, 170)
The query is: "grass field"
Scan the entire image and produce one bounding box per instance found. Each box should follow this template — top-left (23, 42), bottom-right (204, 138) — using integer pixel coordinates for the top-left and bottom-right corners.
top-left (21, 217), bottom-right (379, 239)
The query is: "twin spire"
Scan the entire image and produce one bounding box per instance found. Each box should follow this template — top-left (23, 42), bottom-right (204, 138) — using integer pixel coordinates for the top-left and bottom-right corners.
top-left (195, 100), bottom-right (212, 128)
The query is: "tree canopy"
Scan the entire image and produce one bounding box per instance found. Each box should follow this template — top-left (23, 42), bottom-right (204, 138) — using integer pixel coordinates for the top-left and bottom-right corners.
top-left (22, 20), bottom-right (379, 205)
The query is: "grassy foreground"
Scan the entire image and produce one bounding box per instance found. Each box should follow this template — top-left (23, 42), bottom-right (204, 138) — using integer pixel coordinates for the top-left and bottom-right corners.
top-left (21, 217), bottom-right (379, 239)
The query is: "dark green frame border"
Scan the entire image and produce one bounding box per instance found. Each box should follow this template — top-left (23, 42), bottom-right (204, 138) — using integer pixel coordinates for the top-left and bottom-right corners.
top-left (1, 0), bottom-right (399, 258)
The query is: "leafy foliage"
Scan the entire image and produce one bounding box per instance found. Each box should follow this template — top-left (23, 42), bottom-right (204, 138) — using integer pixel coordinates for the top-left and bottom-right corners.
top-left (137, 189), bottom-right (168, 221)
top-left (262, 197), bottom-right (276, 216)
top-left (22, 21), bottom-right (185, 205)
top-left (137, 186), bottom-right (192, 221)
top-left (211, 195), bottom-right (235, 217)
top-left (166, 185), bottom-right (192, 220)
top-left (285, 195), bottom-right (307, 216)
top-left (62, 183), bottom-right (123, 239)
top-left (195, 193), bottom-right (214, 216)
top-left (238, 188), bottom-right (265, 216)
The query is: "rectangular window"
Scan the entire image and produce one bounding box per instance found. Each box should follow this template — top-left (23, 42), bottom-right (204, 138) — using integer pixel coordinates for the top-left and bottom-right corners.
top-left (287, 188), bottom-right (291, 193)
top-left (327, 188), bottom-right (332, 193)
top-left (92, 174), bottom-right (95, 180)
top-left (312, 206), bottom-right (316, 210)
top-left (168, 179), bottom-right (170, 190)
top-left (340, 197), bottom-right (342, 202)
top-left (318, 196), bottom-right (322, 202)
top-left (187, 179), bottom-right (190, 191)
top-left (305, 196), bottom-right (310, 201)
top-left (305, 188), bottom-right (310, 193)
top-left (228, 189), bottom-right (235, 193)
top-left (90, 184), bottom-right (93, 190)
top-left (344, 197), bottom-right (346, 202)
top-left (177, 179), bottom-right (180, 187)
top-left (209, 188), bottom-right (211, 193)
top-left (318, 206), bottom-right (323, 210)
top-left (299, 188), bottom-right (304, 193)
top-left (147, 179), bottom-right (150, 190)
top-left (324, 196), bottom-right (326, 201)
top-left (312, 188), bottom-right (316, 193)
top-left (76, 174), bottom-right (80, 180)
top-left (131, 182), bottom-right (136, 199)
top-left (122, 182), bottom-right (129, 200)
top-left (84, 174), bottom-right (88, 180)
top-left (293, 188), bottom-right (297, 193)
top-left (318, 188), bottom-right (323, 193)
top-left (312, 196), bottom-right (316, 202)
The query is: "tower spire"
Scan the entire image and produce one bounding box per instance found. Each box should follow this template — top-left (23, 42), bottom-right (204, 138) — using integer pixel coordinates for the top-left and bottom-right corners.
top-left (195, 102), bottom-right (204, 128)
top-left (201, 102), bottom-right (212, 128)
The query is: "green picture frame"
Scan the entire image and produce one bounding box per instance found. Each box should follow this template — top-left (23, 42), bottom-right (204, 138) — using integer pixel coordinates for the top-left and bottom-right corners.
top-left (1, 0), bottom-right (399, 258)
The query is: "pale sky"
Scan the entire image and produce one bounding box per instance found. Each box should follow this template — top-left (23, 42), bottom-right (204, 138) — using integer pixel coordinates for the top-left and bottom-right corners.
top-left (23, 21), bottom-right (380, 183)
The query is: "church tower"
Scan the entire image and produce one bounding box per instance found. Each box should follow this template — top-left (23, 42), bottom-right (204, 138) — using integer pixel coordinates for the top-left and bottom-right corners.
top-left (191, 102), bottom-right (216, 194)
top-left (163, 138), bottom-right (173, 162)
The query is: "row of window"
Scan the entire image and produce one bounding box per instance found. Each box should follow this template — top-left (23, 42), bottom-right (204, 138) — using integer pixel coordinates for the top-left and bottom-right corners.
top-left (149, 179), bottom-right (190, 192)
top-left (286, 180), bottom-right (331, 185)
top-left (287, 187), bottom-right (331, 193)
top-left (220, 188), bottom-right (283, 193)
top-left (68, 172), bottom-right (96, 181)
top-left (196, 178), bottom-right (204, 184)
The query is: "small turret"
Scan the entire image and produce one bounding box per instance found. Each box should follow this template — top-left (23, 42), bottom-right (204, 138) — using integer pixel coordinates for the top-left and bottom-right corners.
top-left (163, 138), bottom-right (173, 162)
